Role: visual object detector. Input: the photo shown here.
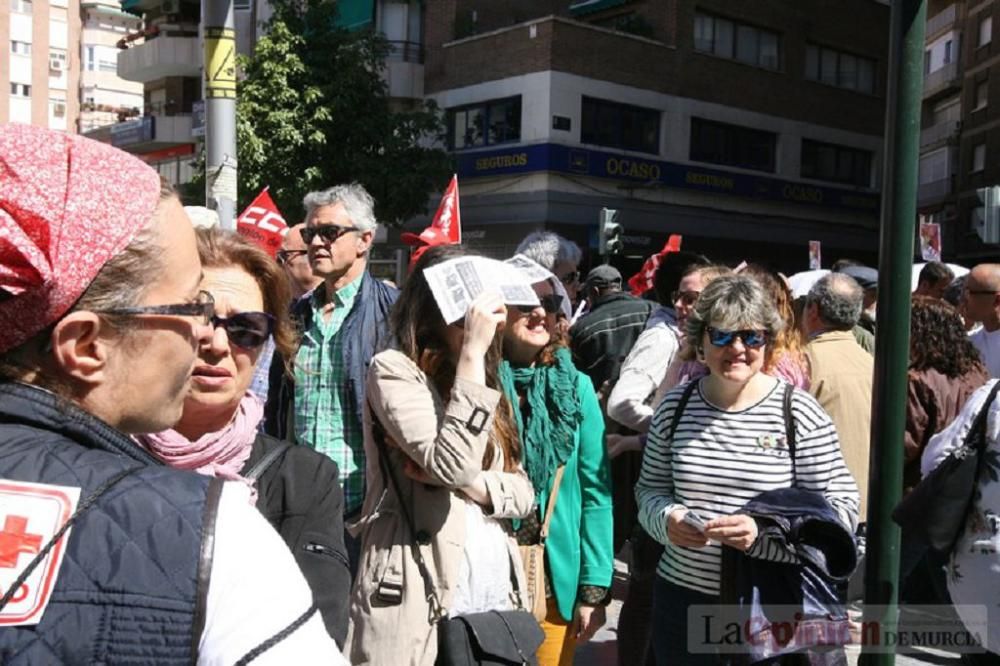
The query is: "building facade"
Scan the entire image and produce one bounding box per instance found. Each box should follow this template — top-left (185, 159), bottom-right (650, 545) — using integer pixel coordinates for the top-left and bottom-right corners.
top-left (405, 0), bottom-right (890, 272)
top-left (918, 0), bottom-right (1000, 262)
top-left (79, 0), bottom-right (143, 132)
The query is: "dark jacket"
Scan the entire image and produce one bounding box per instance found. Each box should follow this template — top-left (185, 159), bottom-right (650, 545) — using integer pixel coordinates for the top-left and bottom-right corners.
top-left (265, 271), bottom-right (398, 442)
top-left (722, 488), bottom-right (857, 664)
top-left (0, 382), bottom-right (216, 664)
top-left (569, 291), bottom-right (654, 391)
top-left (244, 434), bottom-right (350, 648)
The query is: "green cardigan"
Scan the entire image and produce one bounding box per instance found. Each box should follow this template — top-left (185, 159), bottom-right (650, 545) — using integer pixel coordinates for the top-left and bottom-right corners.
top-left (539, 370), bottom-right (614, 621)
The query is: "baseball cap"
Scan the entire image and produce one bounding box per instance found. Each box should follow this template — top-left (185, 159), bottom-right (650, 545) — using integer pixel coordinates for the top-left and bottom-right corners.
top-left (584, 265), bottom-right (623, 290)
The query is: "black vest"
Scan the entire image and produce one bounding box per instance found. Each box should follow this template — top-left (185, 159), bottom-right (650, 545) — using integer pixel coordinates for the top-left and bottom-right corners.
top-left (0, 382), bottom-right (220, 664)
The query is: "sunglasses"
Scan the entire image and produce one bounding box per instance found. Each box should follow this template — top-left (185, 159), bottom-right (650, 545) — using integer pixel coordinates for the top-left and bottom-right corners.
top-left (276, 249), bottom-right (307, 265)
top-left (211, 311), bottom-right (275, 349)
top-left (300, 225), bottom-right (360, 244)
top-left (672, 290), bottom-right (701, 306)
top-left (706, 327), bottom-right (768, 349)
top-left (560, 270), bottom-right (580, 285)
top-left (516, 294), bottom-right (565, 315)
top-left (96, 290), bottom-right (216, 326)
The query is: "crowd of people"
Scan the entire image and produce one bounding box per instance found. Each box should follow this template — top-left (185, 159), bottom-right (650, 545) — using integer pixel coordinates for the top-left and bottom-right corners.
top-left (4, 124), bottom-right (1000, 665)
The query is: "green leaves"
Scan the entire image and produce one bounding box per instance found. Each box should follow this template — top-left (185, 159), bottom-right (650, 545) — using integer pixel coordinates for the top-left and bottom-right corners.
top-left (233, 0), bottom-right (452, 224)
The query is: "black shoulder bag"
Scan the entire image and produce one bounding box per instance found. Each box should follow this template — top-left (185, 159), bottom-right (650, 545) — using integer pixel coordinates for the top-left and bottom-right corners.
top-left (369, 407), bottom-right (544, 666)
top-left (893, 380), bottom-right (1000, 554)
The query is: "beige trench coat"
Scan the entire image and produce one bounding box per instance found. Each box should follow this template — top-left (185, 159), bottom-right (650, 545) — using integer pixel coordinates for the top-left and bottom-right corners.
top-left (346, 350), bottom-right (536, 666)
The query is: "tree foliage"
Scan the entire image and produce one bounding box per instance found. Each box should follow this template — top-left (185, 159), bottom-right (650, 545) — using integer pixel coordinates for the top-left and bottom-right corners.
top-left (235, 0), bottom-right (452, 225)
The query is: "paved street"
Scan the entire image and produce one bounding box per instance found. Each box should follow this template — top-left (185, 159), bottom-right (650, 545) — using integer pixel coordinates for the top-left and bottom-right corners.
top-left (574, 560), bottom-right (967, 665)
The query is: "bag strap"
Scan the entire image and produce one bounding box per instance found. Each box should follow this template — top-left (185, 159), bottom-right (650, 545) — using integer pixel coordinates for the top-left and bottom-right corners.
top-left (539, 466), bottom-right (566, 542)
top-left (666, 379), bottom-right (701, 441)
top-left (244, 441), bottom-right (292, 482)
top-left (782, 382), bottom-right (797, 480)
top-left (0, 465), bottom-right (142, 611)
top-left (968, 380), bottom-right (1000, 457)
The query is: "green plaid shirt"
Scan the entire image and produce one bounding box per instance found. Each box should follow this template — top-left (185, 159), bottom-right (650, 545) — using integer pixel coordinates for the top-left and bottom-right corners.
top-left (293, 276), bottom-right (365, 514)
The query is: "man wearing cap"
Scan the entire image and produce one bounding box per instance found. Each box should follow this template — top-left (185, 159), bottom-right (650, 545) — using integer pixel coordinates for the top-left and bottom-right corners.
top-left (402, 225), bottom-right (453, 270)
top-left (265, 183), bottom-right (398, 576)
top-left (569, 265), bottom-right (654, 393)
top-left (0, 126), bottom-right (341, 662)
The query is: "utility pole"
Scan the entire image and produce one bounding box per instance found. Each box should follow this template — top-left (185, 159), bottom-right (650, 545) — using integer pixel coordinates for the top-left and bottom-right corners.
top-left (860, 0), bottom-right (926, 663)
top-left (202, 0), bottom-right (237, 229)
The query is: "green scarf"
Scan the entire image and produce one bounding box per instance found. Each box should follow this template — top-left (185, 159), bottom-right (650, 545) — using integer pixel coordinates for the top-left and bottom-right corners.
top-left (498, 346), bottom-right (582, 503)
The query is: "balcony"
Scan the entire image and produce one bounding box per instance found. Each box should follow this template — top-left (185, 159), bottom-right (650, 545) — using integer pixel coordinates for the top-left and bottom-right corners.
top-left (926, 4), bottom-right (958, 40)
top-left (109, 114), bottom-right (194, 152)
top-left (384, 42), bottom-right (424, 99)
top-left (917, 177), bottom-right (953, 205)
top-left (117, 30), bottom-right (199, 83)
top-left (923, 60), bottom-right (961, 100)
top-left (920, 119), bottom-right (961, 148)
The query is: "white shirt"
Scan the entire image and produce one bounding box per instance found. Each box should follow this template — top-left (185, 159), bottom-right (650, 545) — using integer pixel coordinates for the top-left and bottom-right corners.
top-left (969, 327), bottom-right (1000, 378)
top-left (922, 379), bottom-right (1000, 655)
top-left (198, 483), bottom-right (346, 665)
top-left (607, 306), bottom-right (681, 433)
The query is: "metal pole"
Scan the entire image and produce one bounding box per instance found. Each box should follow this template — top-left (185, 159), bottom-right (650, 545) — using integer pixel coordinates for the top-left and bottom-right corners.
top-left (859, 0), bottom-right (925, 663)
top-left (202, 0), bottom-right (237, 229)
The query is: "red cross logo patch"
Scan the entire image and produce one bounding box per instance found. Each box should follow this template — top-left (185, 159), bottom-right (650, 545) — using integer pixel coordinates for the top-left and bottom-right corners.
top-left (0, 480), bottom-right (80, 626)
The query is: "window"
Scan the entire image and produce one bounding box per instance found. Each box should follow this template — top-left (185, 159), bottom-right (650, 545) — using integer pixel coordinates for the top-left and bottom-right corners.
top-left (50, 97), bottom-right (66, 117)
top-left (801, 139), bottom-right (873, 187)
top-left (50, 6), bottom-right (67, 21)
top-left (234, 0), bottom-right (251, 10)
top-left (806, 44), bottom-right (877, 94)
top-left (689, 117), bottom-right (777, 173)
top-left (919, 148), bottom-right (949, 184)
top-left (10, 40), bottom-right (30, 56)
top-left (10, 83), bottom-right (31, 97)
top-left (973, 143), bottom-right (987, 172)
top-left (85, 46), bottom-right (95, 71)
top-left (693, 13), bottom-right (780, 70)
top-left (581, 97), bottom-right (660, 154)
top-left (979, 15), bottom-right (992, 47)
top-left (976, 79), bottom-right (989, 110)
top-left (49, 49), bottom-right (67, 71)
top-left (9, 0), bottom-right (31, 13)
top-left (448, 97), bottom-right (521, 150)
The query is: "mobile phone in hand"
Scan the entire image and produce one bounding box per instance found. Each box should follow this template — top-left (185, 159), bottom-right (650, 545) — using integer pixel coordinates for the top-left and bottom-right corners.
top-left (682, 511), bottom-right (708, 533)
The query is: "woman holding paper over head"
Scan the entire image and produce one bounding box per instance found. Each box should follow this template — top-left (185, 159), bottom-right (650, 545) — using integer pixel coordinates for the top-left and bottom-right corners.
top-left (347, 245), bottom-right (537, 666)
top-left (499, 260), bottom-right (614, 666)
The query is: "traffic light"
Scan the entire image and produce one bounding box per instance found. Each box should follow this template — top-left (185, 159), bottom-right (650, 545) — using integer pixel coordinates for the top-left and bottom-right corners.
top-left (599, 207), bottom-right (623, 257)
top-left (976, 186), bottom-right (1000, 244)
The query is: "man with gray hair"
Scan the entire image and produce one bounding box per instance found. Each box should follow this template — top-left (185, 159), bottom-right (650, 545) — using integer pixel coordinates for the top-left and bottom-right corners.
top-left (803, 273), bottom-right (874, 522)
top-left (516, 230), bottom-right (583, 304)
top-left (265, 183), bottom-right (398, 575)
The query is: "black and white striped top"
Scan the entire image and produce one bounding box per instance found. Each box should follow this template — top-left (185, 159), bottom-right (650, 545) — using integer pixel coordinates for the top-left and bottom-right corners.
top-left (635, 377), bottom-right (860, 597)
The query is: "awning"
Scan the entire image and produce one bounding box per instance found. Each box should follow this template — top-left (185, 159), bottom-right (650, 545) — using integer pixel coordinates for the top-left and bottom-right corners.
top-left (568, 0), bottom-right (628, 16)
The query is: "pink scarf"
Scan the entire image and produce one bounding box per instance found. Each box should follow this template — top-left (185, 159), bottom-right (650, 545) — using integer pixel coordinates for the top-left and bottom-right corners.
top-left (136, 392), bottom-right (264, 502)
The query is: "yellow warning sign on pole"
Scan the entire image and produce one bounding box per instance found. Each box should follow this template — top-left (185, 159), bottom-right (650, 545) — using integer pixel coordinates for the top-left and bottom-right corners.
top-left (205, 27), bottom-right (236, 99)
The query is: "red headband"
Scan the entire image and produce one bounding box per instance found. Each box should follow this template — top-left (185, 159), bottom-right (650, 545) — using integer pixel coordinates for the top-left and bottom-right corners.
top-left (0, 125), bottom-right (162, 353)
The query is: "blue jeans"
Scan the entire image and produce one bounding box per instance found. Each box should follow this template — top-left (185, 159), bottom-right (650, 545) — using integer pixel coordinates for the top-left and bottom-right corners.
top-left (651, 576), bottom-right (720, 666)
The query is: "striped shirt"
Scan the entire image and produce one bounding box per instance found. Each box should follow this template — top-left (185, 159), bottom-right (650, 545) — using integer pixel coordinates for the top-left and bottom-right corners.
top-left (635, 377), bottom-right (859, 596)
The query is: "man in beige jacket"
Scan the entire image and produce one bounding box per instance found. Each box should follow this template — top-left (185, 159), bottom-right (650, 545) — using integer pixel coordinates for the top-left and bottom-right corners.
top-left (803, 272), bottom-right (873, 521)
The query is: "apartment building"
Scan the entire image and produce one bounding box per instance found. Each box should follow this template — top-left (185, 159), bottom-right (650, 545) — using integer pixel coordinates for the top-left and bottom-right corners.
top-left (918, 0), bottom-right (1000, 261)
top-left (403, 0), bottom-right (889, 271)
top-left (2, 0), bottom-right (81, 130)
top-left (79, 0), bottom-right (143, 132)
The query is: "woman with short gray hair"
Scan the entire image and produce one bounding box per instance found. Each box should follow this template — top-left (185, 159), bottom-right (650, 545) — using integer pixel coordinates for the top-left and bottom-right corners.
top-left (636, 274), bottom-right (859, 665)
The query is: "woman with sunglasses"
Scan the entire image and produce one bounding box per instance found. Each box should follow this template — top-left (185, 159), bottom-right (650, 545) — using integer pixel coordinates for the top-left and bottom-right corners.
top-left (635, 275), bottom-right (859, 665)
top-left (135, 228), bottom-right (351, 647)
top-left (500, 270), bottom-right (614, 666)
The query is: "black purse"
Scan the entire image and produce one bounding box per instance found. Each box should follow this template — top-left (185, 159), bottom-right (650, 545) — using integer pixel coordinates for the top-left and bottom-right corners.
top-left (370, 408), bottom-right (544, 666)
top-left (892, 380), bottom-right (1000, 554)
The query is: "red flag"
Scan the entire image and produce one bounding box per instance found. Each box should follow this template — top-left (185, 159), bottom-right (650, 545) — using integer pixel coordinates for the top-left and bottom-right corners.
top-left (237, 187), bottom-right (288, 258)
top-left (430, 174), bottom-right (461, 244)
top-left (627, 234), bottom-right (683, 296)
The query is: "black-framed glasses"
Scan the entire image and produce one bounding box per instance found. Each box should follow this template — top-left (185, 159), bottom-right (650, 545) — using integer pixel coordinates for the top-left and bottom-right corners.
top-left (300, 225), bottom-right (360, 244)
top-left (276, 249), bottom-right (307, 265)
top-left (515, 294), bottom-right (565, 315)
top-left (211, 311), bottom-right (274, 349)
top-left (707, 327), bottom-right (768, 349)
top-left (967, 289), bottom-right (998, 296)
top-left (560, 270), bottom-right (580, 285)
top-left (95, 290), bottom-right (215, 326)
top-left (672, 290), bottom-right (701, 306)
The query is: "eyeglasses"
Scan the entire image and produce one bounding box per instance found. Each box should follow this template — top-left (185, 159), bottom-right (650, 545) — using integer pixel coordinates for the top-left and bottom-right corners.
top-left (516, 294), bottom-right (565, 315)
top-left (706, 327), bottom-right (768, 349)
top-left (560, 270), bottom-right (580, 285)
top-left (967, 289), bottom-right (998, 296)
top-left (276, 249), bottom-right (307, 265)
top-left (672, 290), bottom-right (701, 306)
top-left (95, 290), bottom-right (216, 326)
top-left (211, 311), bottom-right (274, 349)
top-left (300, 225), bottom-right (360, 244)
